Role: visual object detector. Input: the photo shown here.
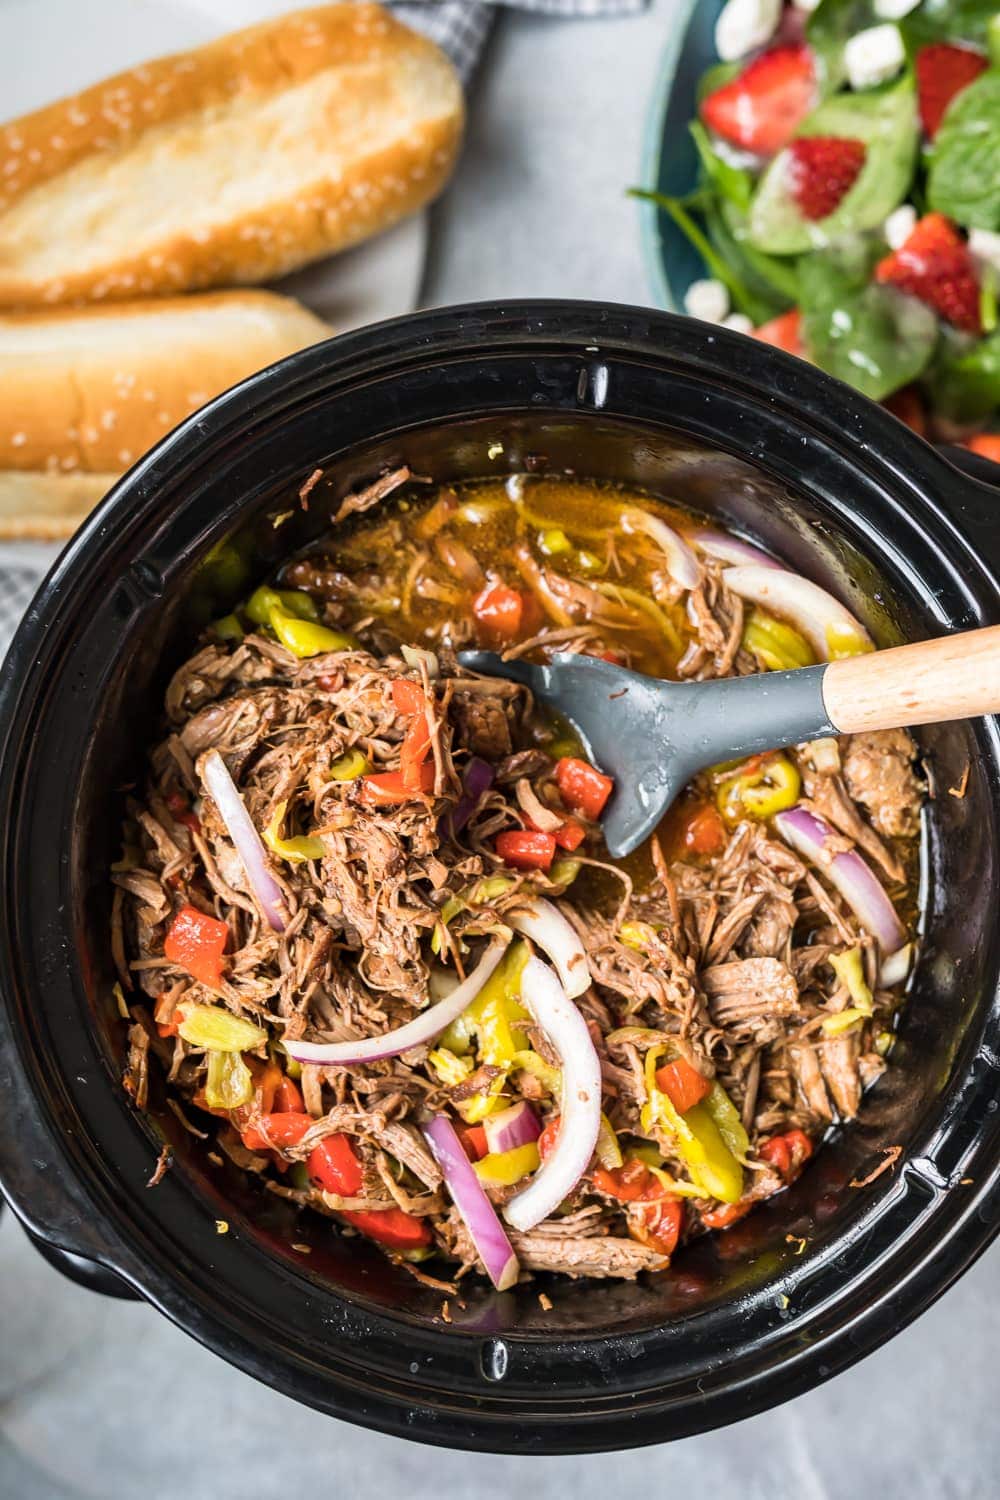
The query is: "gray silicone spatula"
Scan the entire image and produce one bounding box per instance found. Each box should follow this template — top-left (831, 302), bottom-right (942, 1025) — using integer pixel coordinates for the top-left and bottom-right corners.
top-left (458, 624), bottom-right (1000, 857)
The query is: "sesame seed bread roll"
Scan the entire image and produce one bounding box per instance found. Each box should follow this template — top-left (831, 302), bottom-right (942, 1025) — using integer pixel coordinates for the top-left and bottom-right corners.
top-left (0, 289), bottom-right (331, 535)
top-left (0, 3), bottom-right (464, 308)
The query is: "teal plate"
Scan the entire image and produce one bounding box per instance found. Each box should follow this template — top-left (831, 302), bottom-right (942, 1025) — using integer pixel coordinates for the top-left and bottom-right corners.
top-left (638, 0), bottom-right (726, 312)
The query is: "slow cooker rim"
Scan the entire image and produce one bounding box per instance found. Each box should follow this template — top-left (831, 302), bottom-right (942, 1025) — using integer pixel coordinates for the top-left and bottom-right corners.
top-left (2, 300), bottom-right (1000, 1452)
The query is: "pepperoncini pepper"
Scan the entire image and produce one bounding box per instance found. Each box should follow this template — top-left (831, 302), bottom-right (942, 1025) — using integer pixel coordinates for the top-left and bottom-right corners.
top-left (465, 940), bottom-right (531, 1068)
top-left (717, 752), bottom-right (801, 825)
top-left (204, 1049), bottom-right (254, 1110)
top-left (641, 1048), bottom-right (744, 1204)
top-left (263, 800), bottom-right (327, 863)
top-left (473, 1141), bottom-right (541, 1186)
top-left (245, 584), bottom-right (357, 658)
top-left (328, 748), bottom-right (369, 782)
top-left (742, 608), bottom-right (815, 671)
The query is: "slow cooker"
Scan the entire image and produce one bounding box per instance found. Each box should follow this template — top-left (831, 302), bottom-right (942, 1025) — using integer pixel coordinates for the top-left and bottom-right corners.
top-left (1, 302), bottom-right (999, 1453)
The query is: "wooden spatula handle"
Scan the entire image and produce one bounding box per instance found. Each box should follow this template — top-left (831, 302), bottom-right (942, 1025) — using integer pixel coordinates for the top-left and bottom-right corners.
top-left (823, 624), bottom-right (1000, 735)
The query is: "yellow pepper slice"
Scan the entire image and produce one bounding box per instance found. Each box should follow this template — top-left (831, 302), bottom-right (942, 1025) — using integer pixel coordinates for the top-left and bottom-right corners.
top-left (178, 1004), bottom-right (266, 1052)
top-left (717, 753), bottom-right (801, 825)
top-left (830, 947), bottom-right (874, 1015)
top-left (742, 607), bottom-right (815, 671)
top-left (510, 1048), bottom-right (562, 1096)
top-left (245, 586), bottom-right (319, 627)
top-left (263, 800), bottom-right (326, 863)
top-left (328, 749), bottom-right (369, 782)
top-left (204, 1049), bottom-right (254, 1110)
top-left (702, 1081), bottom-right (750, 1160)
top-left (458, 1073), bottom-right (510, 1123)
top-left (427, 1048), bottom-right (474, 1086)
top-left (826, 623), bottom-right (874, 660)
top-left (620, 920), bottom-right (660, 950)
top-left (596, 1112), bottom-right (624, 1170)
top-left (210, 613), bottom-right (244, 642)
top-left (473, 1141), bottom-right (541, 1186)
top-left (465, 941), bottom-right (531, 1068)
top-left (270, 611), bottom-right (357, 658)
top-left (822, 1007), bottom-right (868, 1036)
top-left (549, 857), bottom-right (582, 889)
top-left (642, 1047), bottom-right (743, 1204)
top-left (538, 527), bottom-right (572, 556)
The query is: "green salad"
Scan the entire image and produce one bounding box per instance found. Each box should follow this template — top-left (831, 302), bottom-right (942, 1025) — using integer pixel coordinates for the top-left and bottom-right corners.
top-left (637, 0), bottom-right (1000, 459)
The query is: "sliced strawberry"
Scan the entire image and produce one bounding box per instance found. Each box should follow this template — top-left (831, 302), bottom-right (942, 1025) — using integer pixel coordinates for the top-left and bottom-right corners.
top-left (916, 43), bottom-right (988, 139)
top-left (752, 308), bottom-right (805, 356)
top-left (875, 212), bottom-right (982, 335)
top-left (701, 44), bottom-right (815, 156)
top-left (787, 136), bottom-right (866, 221)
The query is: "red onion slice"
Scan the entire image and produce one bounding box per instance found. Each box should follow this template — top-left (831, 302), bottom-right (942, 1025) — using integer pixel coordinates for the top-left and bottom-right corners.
top-left (620, 508), bottom-right (702, 591)
top-left (422, 1114), bottom-right (520, 1291)
top-left (442, 756), bottom-right (495, 839)
top-left (483, 1101), bottom-right (541, 1156)
top-left (879, 942), bottom-right (913, 988)
top-left (775, 806), bottom-right (906, 954)
top-left (691, 528), bottom-right (781, 569)
top-left (503, 957), bottom-right (602, 1233)
top-left (284, 937), bottom-right (510, 1066)
top-left (200, 750), bottom-right (289, 933)
top-left (507, 898), bottom-right (591, 999)
top-left (722, 566), bottom-right (873, 660)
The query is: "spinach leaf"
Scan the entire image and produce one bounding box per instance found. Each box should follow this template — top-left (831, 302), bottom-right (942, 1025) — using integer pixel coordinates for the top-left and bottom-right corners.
top-left (925, 326), bottom-right (1000, 421)
top-left (902, 1), bottom-right (1000, 49)
top-left (690, 121), bottom-right (752, 214)
top-left (927, 70), bottom-right (1000, 231)
top-left (630, 187), bottom-right (777, 322)
top-left (713, 198), bottom-right (800, 305)
top-left (807, 0), bottom-right (877, 95)
top-left (748, 73), bottom-right (919, 255)
top-left (799, 238), bottom-right (939, 400)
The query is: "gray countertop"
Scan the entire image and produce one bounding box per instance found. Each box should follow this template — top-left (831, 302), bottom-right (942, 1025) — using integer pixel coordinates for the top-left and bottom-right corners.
top-left (2, 2), bottom-right (998, 1495)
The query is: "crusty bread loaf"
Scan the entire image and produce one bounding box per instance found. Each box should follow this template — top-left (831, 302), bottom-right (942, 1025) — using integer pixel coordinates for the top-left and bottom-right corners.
top-left (0, 3), bottom-right (463, 308)
top-left (0, 471), bottom-right (117, 540)
top-left (0, 289), bottom-right (330, 475)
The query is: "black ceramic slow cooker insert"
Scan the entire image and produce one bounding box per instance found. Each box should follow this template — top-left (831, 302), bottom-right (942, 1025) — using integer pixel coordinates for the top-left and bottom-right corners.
top-left (1, 303), bottom-right (999, 1453)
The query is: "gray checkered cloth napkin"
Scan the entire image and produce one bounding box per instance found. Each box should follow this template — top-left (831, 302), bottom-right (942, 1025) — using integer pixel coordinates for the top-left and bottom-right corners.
top-left (0, 0), bottom-right (648, 664)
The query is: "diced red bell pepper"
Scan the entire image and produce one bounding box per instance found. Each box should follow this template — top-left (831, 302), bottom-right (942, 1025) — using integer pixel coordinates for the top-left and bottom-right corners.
top-left (555, 757), bottom-right (614, 820)
top-left (163, 904), bottom-right (228, 988)
top-left (457, 1123), bottom-right (489, 1161)
top-left (165, 788), bottom-right (201, 835)
top-left (631, 1189), bottom-right (684, 1257)
top-left (273, 1074), bottom-right (305, 1114)
top-left (759, 1128), bottom-right (814, 1181)
top-left (495, 829), bottom-right (557, 871)
top-left (538, 1116), bottom-right (561, 1161)
top-left (341, 1207), bottom-right (432, 1249)
top-left (390, 679), bottom-right (426, 716)
top-left (655, 1057), bottom-right (712, 1115)
top-left (472, 580), bottom-right (526, 639)
top-left (680, 803), bottom-right (726, 857)
top-left (592, 1158), bottom-right (654, 1203)
top-left (525, 814), bottom-right (587, 852)
top-left (701, 1199), bottom-right (753, 1230)
top-left (308, 1133), bottom-right (364, 1196)
top-left (241, 1111), bottom-right (314, 1154)
top-left (360, 763), bottom-right (435, 805)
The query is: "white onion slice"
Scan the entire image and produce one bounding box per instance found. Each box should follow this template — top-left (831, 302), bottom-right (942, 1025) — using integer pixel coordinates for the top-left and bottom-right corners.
top-left (879, 942), bottom-right (913, 988)
top-left (200, 750), bottom-right (289, 933)
top-left (722, 565), bottom-right (872, 660)
top-left (503, 957), bottom-right (602, 1233)
top-left (507, 898), bottom-right (591, 999)
top-left (620, 508), bottom-right (702, 591)
top-left (422, 1114), bottom-right (519, 1291)
top-left (775, 806), bottom-right (906, 954)
top-left (284, 937), bottom-right (510, 1066)
top-left (691, 528), bottom-right (781, 569)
